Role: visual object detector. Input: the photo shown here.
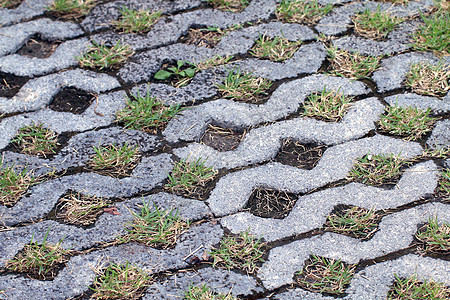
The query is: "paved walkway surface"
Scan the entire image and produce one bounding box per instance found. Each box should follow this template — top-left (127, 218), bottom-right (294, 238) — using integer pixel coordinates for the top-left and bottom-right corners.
top-left (0, 0), bottom-right (449, 299)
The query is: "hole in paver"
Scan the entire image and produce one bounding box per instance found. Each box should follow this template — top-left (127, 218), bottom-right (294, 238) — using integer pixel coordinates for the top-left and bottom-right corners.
top-left (16, 35), bottom-right (60, 59)
top-left (323, 204), bottom-right (381, 240)
top-left (200, 124), bottom-right (245, 152)
top-left (413, 219), bottom-right (450, 260)
top-left (274, 139), bottom-right (327, 170)
top-left (49, 87), bottom-right (96, 114)
top-left (245, 187), bottom-right (297, 219)
top-left (0, 72), bottom-right (29, 98)
top-left (387, 274), bottom-right (450, 299)
top-left (181, 26), bottom-right (227, 48)
top-left (294, 255), bottom-right (356, 296)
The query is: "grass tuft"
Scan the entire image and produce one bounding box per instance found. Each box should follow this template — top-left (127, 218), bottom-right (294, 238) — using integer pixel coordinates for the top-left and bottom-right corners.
top-left (184, 284), bottom-right (235, 300)
top-left (387, 274), bottom-right (450, 299)
top-left (327, 47), bottom-right (380, 80)
top-left (405, 61), bottom-right (449, 98)
top-left (378, 105), bottom-right (437, 141)
top-left (250, 34), bottom-right (302, 62)
top-left (87, 143), bottom-right (140, 177)
top-left (116, 90), bottom-right (183, 133)
top-left (295, 255), bottom-right (355, 294)
top-left (438, 169), bottom-right (450, 201)
top-left (0, 165), bottom-right (37, 206)
top-left (353, 7), bottom-right (404, 40)
top-left (91, 262), bottom-right (151, 300)
top-left (217, 68), bottom-right (272, 102)
top-left (77, 40), bottom-right (134, 70)
top-left (325, 206), bottom-right (380, 239)
top-left (276, 0), bottom-right (334, 25)
top-left (413, 10), bottom-right (449, 56)
top-left (349, 153), bottom-right (408, 185)
top-left (47, 0), bottom-right (95, 19)
top-left (415, 217), bottom-right (450, 253)
top-left (112, 7), bottom-right (161, 34)
top-left (122, 201), bottom-right (190, 249)
top-left (301, 87), bottom-right (353, 122)
top-left (12, 123), bottom-right (59, 158)
top-left (209, 230), bottom-right (266, 274)
top-left (205, 0), bottom-right (249, 13)
top-left (195, 55), bottom-right (233, 70)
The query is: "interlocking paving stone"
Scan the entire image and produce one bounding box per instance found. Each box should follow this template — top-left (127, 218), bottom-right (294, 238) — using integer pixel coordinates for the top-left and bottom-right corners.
top-left (0, 0), bottom-right (448, 298)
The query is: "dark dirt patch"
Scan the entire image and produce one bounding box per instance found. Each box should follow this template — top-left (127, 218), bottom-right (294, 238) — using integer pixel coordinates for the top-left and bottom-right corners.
top-left (200, 124), bottom-right (245, 151)
top-left (274, 139), bottom-right (327, 170)
top-left (49, 87), bottom-right (96, 114)
top-left (245, 187), bottom-right (297, 219)
top-left (181, 27), bottom-right (225, 48)
top-left (16, 36), bottom-right (60, 59)
top-left (0, 72), bottom-right (29, 98)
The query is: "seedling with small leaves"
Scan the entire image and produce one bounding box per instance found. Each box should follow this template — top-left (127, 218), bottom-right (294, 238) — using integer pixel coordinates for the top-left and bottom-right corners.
top-left (77, 41), bottom-right (134, 70)
top-left (154, 60), bottom-right (197, 87)
top-left (295, 255), bottom-right (355, 294)
top-left (327, 47), bottom-right (380, 79)
top-left (276, 0), bottom-right (333, 24)
top-left (6, 229), bottom-right (70, 280)
top-left (416, 217), bottom-right (450, 252)
top-left (405, 61), bottom-right (449, 98)
top-left (87, 143), bottom-right (140, 177)
top-left (184, 284), bottom-right (235, 300)
top-left (349, 153), bottom-right (408, 185)
top-left (0, 165), bottom-right (38, 206)
top-left (378, 106), bottom-right (437, 141)
top-left (205, 0), bottom-right (249, 13)
top-left (250, 34), bottom-right (302, 62)
top-left (209, 230), bottom-right (265, 274)
top-left (387, 274), bottom-right (450, 299)
top-left (116, 90), bottom-right (183, 133)
top-left (47, 0), bottom-right (95, 19)
top-left (12, 123), bottom-right (59, 158)
top-left (91, 262), bottom-right (151, 299)
top-left (217, 68), bottom-right (272, 102)
top-left (122, 201), bottom-right (190, 249)
top-left (112, 7), bottom-right (162, 33)
top-left (325, 206), bottom-right (380, 239)
top-left (413, 10), bottom-right (449, 56)
top-left (353, 7), bottom-right (404, 40)
top-left (302, 87), bottom-right (353, 122)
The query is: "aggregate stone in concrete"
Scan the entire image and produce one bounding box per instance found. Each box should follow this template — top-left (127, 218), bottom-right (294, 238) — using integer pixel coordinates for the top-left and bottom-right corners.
top-left (144, 267), bottom-right (263, 299)
top-left (164, 74), bottom-right (369, 143)
top-left (427, 119), bottom-right (450, 149)
top-left (258, 202), bottom-right (450, 290)
top-left (0, 0), bottom-right (53, 27)
top-left (221, 161), bottom-right (439, 241)
top-left (174, 97), bottom-right (384, 169)
top-left (384, 93), bottom-right (450, 114)
top-left (0, 69), bottom-right (119, 114)
top-left (207, 135), bottom-right (423, 216)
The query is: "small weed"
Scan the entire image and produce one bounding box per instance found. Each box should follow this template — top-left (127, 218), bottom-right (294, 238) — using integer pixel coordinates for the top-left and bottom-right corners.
top-left (327, 47), bottom-right (380, 80)
top-left (209, 230), bottom-right (266, 274)
top-left (276, 0), bottom-right (334, 25)
top-left (165, 158), bottom-right (217, 194)
top-left (116, 90), bottom-right (183, 133)
top-left (56, 192), bottom-right (111, 227)
top-left (12, 123), bottom-right (59, 158)
top-left (301, 87), bottom-right (353, 122)
top-left (122, 201), bottom-right (190, 249)
top-left (112, 7), bottom-right (162, 34)
top-left (87, 143), bottom-right (140, 177)
top-left (437, 169), bottom-right (450, 200)
top-left (250, 34), bottom-right (302, 62)
top-left (378, 105), bottom-right (437, 141)
top-left (349, 153), bottom-right (408, 185)
top-left (217, 68), bottom-right (272, 102)
top-left (91, 262), bottom-right (151, 300)
top-left (413, 10), bottom-right (449, 56)
top-left (0, 0), bottom-right (21, 8)
top-left (295, 255), bottom-right (355, 294)
top-left (205, 0), bottom-right (250, 13)
top-left (353, 7), bottom-right (404, 40)
top-left (0, 165), bottom-right (37, 206)
top-left (77, 40), bottom-right (134, 70)
top-left (416, 217), bottom-right (450, 253)
top-left (405, 61), bottom-right (449, 98)
top-left (184, 284), bottom-right (235, 300)
top-left (154, 60), bottom-right (197, 87)
top-left (6, 230), bottom-right (70, 280)
top-left (387, 274), bottom-right (450, 299)
top-left (47, 0), bottom-right (95, 19)
top-left (325, 206), bottom-right (380, 239)
top-left (195, 55), bottom-right (233, 70)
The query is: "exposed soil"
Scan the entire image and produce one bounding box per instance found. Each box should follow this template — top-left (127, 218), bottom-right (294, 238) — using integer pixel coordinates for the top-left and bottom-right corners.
top-left (181, 27), bottom-right (225, 48)
top-left (49, 87), bottom-right (96, 114)
top-left (200, 124), bottom-right (245, 151)
top-left (245, 187), bottom-right (298, 219)
top-left (274, 139), bottom-right (327, 170)
top-left (16, 36), bottom-right (60, 59)
top-left (0, 72), bottom-right (29, 98)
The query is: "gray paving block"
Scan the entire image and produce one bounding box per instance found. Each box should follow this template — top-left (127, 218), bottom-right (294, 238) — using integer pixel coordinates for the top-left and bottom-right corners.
top-left (427, 119), bottom-right (450, 149)
top-left (384, 93), bottom-right (450, 114)
top-left (0, 0), bottom-right (53, 27)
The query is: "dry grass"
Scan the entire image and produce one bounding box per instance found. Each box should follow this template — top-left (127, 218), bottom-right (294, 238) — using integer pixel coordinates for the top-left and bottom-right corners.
top-left (250, 34), bottom-right (302, 62)
top-left (387, 274), bottom-right (450, 299)
top-left (302, 88), bottom-right (353, 122)
top-left (405, 61), bottom-right (450, 98)
top-left (47, 0), bottom-right (95, 19)
top-left (195, 55), bottom-right (233, 70)
top-left (247, 188), bottom-right (297, 219)
top-left (327, 47), bottom-right (380, 80)
top-left (205, 0), bottom-right (249, 12)
top-left (185, 27), bottom-right (226, 48)
top-left (0, 165), bottom-right (38, 207)
top-left (184, 284), bottom-right (235, 300)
